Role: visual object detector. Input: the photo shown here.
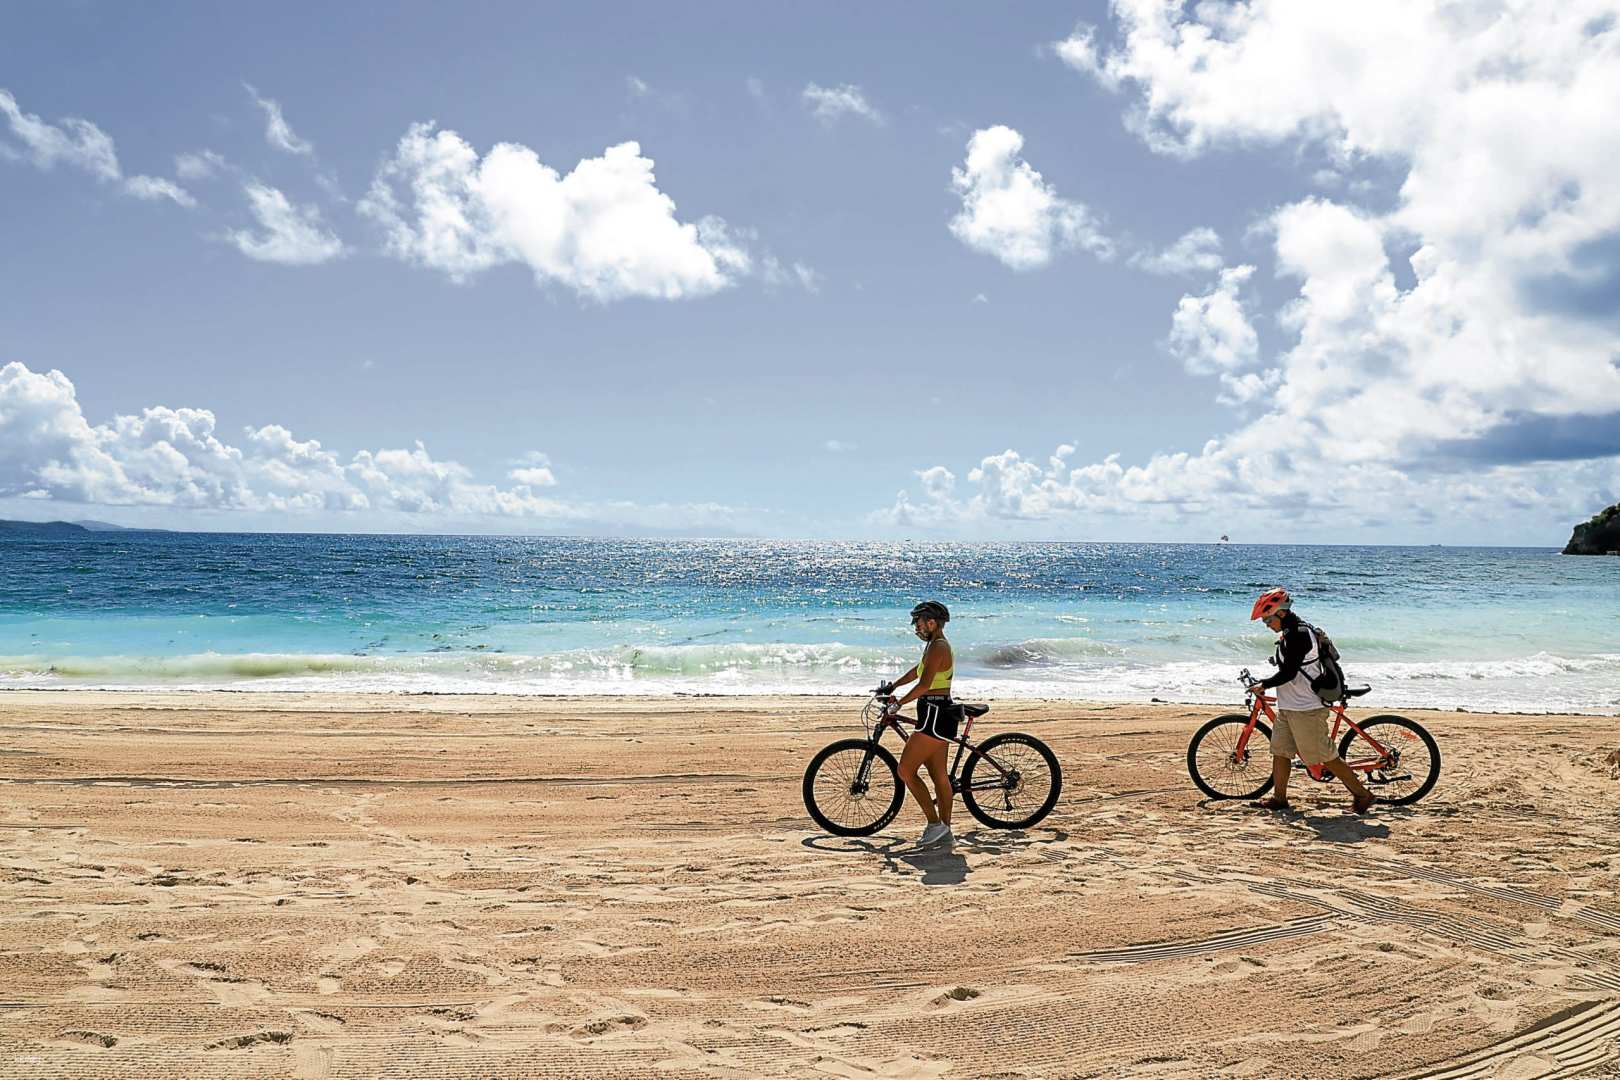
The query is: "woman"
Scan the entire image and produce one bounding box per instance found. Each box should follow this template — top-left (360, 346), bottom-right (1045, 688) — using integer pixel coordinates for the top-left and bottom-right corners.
top-left (878, 601), bottom-right (957, 847)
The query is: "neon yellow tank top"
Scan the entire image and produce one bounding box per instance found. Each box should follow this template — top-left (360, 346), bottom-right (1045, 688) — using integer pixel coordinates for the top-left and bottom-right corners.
top-left (921, 640), bottom-right (953, 693)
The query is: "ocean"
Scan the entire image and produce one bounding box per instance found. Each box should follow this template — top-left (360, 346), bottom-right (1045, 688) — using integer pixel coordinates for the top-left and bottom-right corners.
top-left (1, 533), bottom-right (1615, 713)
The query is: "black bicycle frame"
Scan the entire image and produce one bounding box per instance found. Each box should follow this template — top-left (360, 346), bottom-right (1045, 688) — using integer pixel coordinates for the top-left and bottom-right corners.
top-left (866, 711), bottom-right (1014, 795)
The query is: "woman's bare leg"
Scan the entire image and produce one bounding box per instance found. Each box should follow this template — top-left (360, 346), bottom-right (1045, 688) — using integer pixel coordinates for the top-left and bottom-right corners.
top-left (899, 733), bottom-right (943, 823)
top-left (922, 742), bottom-right (952, 826)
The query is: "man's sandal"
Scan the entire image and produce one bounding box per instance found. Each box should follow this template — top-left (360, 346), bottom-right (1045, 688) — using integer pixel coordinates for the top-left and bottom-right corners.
top-left (1351, 791), bottom-right (1376, 815)
top-left (1251, 796), bottom-right (1291, 811)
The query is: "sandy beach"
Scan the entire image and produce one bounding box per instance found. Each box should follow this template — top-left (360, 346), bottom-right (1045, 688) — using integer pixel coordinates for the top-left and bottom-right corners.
top-left (0, 691), bottom-right (1616, 1079)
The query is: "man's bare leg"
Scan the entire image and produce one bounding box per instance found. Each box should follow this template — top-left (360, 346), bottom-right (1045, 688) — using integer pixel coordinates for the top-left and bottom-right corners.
top-left (1325, 757), bottom-right (1374, 810)
top-left (1270, 754), bottom-right (1291, 803)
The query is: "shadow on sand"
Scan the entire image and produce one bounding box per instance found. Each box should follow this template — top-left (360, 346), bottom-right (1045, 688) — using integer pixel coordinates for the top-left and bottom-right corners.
top-left (800, 827), bottom-right (1069, 886)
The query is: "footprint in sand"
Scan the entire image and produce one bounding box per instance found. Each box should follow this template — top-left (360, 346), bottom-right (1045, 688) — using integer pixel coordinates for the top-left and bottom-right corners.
top-left (291, 1045), bottom-right (335, 1080)
top-left (931, 986), bottom-right (981, 1006)
top-left (53, 1030), bottom-right (118, 1048)
top-left (557, 1014), bottom-right (647, 1039)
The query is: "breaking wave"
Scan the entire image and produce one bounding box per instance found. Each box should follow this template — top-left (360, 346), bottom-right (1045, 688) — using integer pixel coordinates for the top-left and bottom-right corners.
top-left (2, 646), bottom-right (1617, 712)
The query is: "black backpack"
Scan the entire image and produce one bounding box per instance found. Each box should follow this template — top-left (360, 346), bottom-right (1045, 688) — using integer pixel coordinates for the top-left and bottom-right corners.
top-left (1300, 621), bottom-right (1346, 704)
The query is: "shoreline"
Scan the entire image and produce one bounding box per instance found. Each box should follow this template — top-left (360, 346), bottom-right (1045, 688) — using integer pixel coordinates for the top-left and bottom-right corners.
top-left (1, 684), bottom-right (1615, 719)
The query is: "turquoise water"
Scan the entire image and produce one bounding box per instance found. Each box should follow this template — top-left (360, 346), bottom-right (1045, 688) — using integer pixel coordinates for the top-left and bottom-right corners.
top-left (1, 534), bottom-right (1616, 712)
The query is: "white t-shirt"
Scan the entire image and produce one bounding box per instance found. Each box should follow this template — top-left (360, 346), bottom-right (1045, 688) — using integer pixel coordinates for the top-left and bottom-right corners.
top-left (1273, 623), bottom-right (1327, 712)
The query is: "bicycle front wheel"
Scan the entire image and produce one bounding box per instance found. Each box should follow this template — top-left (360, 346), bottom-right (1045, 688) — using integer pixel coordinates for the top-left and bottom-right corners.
top-left (961, 732), bottom-right (1062, 829)
top-left (1188, 714), bottom-right (1274, 800)
top-left (803, 738), bottom-right (905, 837)
top-left (1340, 715), bottom-right (1440, 806)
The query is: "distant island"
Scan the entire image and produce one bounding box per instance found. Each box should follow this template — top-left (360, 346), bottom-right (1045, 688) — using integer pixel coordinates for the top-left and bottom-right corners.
top-left (0, 519), bottom-right (169, 538)
top-left (1563, 503), bottom-right (1620, 555)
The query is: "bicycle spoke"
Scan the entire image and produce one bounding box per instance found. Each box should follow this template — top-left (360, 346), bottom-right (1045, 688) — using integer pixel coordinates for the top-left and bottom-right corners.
top-left (1188, 717), bottom-right (1273, 799)
top-left (809, 746), bottom-right (896, 832)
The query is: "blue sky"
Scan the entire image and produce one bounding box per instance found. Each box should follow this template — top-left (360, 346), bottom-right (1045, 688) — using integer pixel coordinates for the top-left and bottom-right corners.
top-left (3, 2), bottom-right (1618, 543)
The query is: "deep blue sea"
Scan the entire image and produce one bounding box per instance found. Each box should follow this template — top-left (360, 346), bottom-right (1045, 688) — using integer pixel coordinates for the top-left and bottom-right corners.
top-left (1, 533), bottom-right (1616, 712)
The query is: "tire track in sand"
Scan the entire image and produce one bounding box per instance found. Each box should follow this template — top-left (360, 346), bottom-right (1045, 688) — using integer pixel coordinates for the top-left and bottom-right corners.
top-left (1389, 997), bottom-right (1620, 1079)
top-left (1066, 914), bottom-right (1343, 964)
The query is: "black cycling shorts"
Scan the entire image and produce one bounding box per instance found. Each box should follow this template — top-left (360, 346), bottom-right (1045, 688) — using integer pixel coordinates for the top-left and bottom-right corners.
top-left (915, 697), bottom-right (959, 741)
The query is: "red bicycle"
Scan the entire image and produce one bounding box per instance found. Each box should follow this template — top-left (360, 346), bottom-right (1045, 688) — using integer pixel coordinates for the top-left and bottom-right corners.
top-left (1187, 668), bottom-right (1440, 805)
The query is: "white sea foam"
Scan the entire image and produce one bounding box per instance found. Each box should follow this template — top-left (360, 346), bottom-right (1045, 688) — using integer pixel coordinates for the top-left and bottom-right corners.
top-left (2, 645), bottom-right (1616, 713)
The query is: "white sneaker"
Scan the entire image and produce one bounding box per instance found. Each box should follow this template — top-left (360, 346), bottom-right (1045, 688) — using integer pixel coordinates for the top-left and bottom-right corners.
top-left (919, 822), bottom-right (946, 846)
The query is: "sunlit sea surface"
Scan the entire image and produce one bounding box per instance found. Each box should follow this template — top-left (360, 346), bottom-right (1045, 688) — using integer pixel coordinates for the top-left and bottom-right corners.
top-left (2, 534), bottom-right (1616, 713)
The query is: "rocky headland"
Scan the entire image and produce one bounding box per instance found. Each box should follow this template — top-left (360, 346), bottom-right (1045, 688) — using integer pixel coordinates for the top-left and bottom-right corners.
top-left (1564, 502), bottom-right (1620, 554)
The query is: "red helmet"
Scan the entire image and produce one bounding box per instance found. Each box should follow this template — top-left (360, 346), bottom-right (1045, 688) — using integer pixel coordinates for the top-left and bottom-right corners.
top-left (1249, 587), bottom-right (1292, 621)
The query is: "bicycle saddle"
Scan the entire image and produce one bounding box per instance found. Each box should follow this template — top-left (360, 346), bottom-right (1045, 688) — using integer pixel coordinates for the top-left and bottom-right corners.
top-left (1343, 685), bottom-right (1372, 698)
top-left (962, 702), bottom-right (990, 718)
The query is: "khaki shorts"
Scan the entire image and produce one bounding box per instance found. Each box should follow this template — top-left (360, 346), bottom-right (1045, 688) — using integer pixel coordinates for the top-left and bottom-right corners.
top-left (1271, 707), bottom-right (1337, 766)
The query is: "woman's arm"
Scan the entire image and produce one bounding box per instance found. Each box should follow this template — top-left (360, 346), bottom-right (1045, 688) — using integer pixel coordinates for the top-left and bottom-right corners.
top-left (884, 665), bottom-right (919, 693)
top-left (894, 643), bottom-right (944, 708)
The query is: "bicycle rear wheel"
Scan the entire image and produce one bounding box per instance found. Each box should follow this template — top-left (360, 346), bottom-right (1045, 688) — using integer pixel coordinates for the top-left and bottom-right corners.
top-left (802, 738), bottom-right (906, 837)
top-left (1187, 714), bottom-right (1274, 800)
top-left (1339, 715), bottom-right (1440, 806)
top-left (961, 732), bottom-right (1062, 829)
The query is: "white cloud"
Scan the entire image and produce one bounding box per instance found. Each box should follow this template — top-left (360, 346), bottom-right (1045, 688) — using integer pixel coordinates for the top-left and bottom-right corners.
top-left (0, 363), bottom-right (755, 532)
top-left (948, 125), bottom-right (1113, 270)
top-left (123, 175), bottom-right (197, 208)
top-left (508, 451), bottom-right (558, 487)
top-left (801, 83), bottom-right (883, 126)
top-left (824, 440), bottom-right (856, 453)
top-left (245, 83), bottom-right (314, 156)
top-left (885, 3), bottom-right (1620, 535)
top-left (174, 149), bottom-right (226, 181)
top-left (227, 182), bottom-right (346, 265)
top-left (358, 122), bottom-right (750, 301)
top-left (1166, 264), bottom-right (1276, 404)
top-left (1131, 226), bottom-right (1224, 275)
top-left (626, 75), bottom-right (651, 98)
top-left (0, 88), bottom-right (194, 207)
top-left (762, 256), bottom-right (821, 292)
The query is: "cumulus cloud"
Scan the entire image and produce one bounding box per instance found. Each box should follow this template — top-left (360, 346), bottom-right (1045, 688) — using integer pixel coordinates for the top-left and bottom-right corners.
top-left (880, 2), bottom-right (1620, 535)
top-left (245, 83), bottom-right (314, 156)
top-left (227, 182), bottom-right (346, 265)
top-left (1131, 226), bottom-right (1224, 275)
top-left (358, 122), bottom-right (750, 301)
top-left (507, 451), bottom-right (557, 488)
top-left (0, 363), bottom-right (756, 532)
top-left (1166, 264), bottom-right (1278, 404)
top-left (801, 83), bottom-right (883, 126)
top-left (948, 125), bottom-right (1113, 270)
top-left (0, 88), bottom-right (194, 207)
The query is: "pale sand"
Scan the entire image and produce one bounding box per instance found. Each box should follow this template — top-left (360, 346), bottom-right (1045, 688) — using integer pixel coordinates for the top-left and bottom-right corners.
top-left (0, 691), bottom-right (1617, 1079)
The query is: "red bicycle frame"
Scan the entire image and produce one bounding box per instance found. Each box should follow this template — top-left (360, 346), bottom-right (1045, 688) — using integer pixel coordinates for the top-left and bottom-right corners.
top-left (1234, 689), bottom-right (1396, 779)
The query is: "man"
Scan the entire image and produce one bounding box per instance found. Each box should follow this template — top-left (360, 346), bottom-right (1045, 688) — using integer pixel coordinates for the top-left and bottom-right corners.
top-left (1247, 588), bottom-right (1375, 815)
top-left (878, 601), bottom-right (957, 847)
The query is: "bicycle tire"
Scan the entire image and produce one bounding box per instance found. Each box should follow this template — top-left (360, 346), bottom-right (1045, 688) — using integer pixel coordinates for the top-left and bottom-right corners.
top-left (960, 732), bottom-right (1062, 829)
top-left (802, 738), bottom-right (906, 837)
top-left (1187, 714), bottom-right (1275, 800)
top-left (1339, 714), bottom-right (1440, 806)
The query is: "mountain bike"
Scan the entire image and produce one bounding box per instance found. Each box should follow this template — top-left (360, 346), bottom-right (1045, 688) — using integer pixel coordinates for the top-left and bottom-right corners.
top-left (803, 690), bottom-right (1062, 836)
top-left (1186, 669), bottom-right (1440, 805)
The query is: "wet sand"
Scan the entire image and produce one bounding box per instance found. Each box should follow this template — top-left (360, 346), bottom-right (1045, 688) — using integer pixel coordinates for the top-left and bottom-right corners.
top-left (0, 691), bottom-right (1617, 1078)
